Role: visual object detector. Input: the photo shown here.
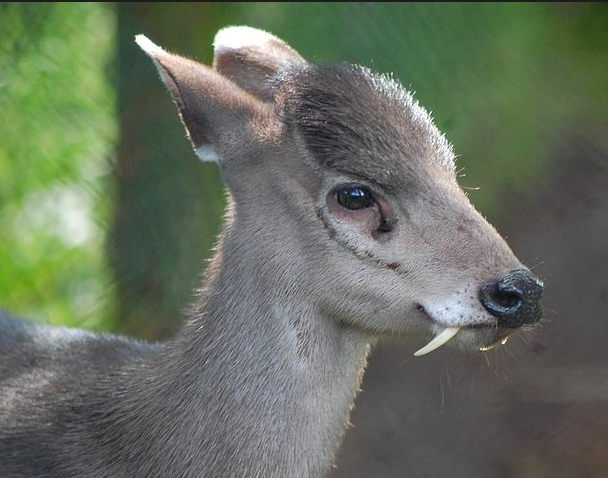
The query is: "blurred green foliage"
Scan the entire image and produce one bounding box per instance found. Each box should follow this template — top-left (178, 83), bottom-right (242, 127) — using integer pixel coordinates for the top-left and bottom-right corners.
top-left (2, 2), bottom-right (607, 335)
top-left (0, 3), bottom-right (116, 329)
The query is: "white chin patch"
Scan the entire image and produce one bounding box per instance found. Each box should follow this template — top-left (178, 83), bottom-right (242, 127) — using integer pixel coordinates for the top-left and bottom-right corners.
top-left (422, 287), bottom-right (488, 328)
top-left (414, 326), bottom-right (461, 357)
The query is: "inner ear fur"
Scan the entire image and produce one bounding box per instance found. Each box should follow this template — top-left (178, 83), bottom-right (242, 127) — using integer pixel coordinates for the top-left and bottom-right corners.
top-left (212, 26), bottom-right (306, 102)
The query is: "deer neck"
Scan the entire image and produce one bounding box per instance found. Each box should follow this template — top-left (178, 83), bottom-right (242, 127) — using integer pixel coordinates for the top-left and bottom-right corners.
top-left (133, 217), bottom-right (373, 477)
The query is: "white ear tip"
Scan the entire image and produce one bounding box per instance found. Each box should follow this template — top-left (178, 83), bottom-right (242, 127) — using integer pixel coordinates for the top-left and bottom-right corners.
top-left (213, 26), bottom-right (279, 54)
top-left (135, 34), bottom-right (166, 57)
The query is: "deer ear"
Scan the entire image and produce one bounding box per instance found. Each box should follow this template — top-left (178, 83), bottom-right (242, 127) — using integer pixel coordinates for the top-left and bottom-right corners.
top-left (212, 26), bottom-right (306, 102)
top-left (136, 34), bottom-right (267, 163)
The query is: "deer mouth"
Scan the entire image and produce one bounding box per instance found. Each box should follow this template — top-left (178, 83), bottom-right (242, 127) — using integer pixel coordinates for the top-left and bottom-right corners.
top-left (413, 304), bottom-right (515, 357)
top-left (413, 325), bottom-right (514, 356)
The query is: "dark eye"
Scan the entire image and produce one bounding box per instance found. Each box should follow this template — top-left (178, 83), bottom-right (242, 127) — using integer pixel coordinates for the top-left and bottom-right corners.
top-left (335, 185), bottom-right (374, 210)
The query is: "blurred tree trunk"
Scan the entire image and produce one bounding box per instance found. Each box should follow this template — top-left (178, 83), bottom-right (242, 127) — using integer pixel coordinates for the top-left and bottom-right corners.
top-left (111, 3), bottom-right (230, 339)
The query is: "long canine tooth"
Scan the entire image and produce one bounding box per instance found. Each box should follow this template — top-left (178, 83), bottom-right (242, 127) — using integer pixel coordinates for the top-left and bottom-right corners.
top-left (414, 327), bottom-right (461, 357)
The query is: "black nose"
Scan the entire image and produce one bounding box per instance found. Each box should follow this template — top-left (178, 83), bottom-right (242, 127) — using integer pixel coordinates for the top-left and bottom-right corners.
top-left (479, 268), bottom-right (544, 328)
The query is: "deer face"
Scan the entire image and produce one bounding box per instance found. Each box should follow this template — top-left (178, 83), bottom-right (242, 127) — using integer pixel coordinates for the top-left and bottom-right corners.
top-left (280, 64), bottom-right (543, 354)
top-left (137, 26), bottom-right (543, 356)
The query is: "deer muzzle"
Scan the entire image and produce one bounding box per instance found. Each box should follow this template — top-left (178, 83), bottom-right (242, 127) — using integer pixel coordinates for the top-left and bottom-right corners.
top-left (478, 268), bottom-right (544, 328)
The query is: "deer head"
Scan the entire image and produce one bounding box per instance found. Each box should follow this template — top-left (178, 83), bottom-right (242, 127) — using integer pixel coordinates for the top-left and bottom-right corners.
top-left (136, 26), bottom-right (543, 359)
top-left (0, 25), bottom-right (546, 478)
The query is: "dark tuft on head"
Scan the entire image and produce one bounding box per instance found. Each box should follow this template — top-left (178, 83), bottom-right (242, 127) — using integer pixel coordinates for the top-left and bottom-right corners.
top-left (277, 63), bottom-right (455, 190)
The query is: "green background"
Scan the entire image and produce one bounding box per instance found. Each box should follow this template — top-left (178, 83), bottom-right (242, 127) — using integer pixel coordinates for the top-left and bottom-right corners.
top-left (2, 4), bottom-right (607, 477)
top-left (3, 3), bottom-right (605, 336)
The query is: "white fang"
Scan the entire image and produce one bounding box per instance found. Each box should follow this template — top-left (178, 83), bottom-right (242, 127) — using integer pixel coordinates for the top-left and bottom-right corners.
top-left (414, 327), bottom-right (461, 357)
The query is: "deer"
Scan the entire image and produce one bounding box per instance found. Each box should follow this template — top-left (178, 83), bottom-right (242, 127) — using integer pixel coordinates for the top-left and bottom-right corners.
top-left (0, 25), bottom-right (544, 478)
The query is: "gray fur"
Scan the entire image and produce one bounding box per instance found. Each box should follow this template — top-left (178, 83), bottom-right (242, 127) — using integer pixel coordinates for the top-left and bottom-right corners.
top-left (0, 26), bottom-right (543, 477)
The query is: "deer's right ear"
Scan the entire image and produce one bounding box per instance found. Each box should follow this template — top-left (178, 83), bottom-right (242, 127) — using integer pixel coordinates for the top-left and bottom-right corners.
top-left (136, 34), bottom-right (269, 164)
top-left (212, 26), bottom-right (306, 102)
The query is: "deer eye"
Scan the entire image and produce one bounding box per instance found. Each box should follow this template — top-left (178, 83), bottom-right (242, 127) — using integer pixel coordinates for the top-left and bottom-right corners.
top-left (335, 185), bottom-right (374, 210)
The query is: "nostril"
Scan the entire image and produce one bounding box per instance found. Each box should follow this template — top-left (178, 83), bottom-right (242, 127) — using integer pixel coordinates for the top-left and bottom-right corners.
top-left (479, 281), bottom-right (522, 317)
top-left (479, 268), bottom-right (544, 328)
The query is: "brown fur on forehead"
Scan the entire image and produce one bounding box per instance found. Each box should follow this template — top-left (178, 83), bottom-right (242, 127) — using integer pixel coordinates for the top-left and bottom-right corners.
top-left (278, 63), bottom-right (455, 190)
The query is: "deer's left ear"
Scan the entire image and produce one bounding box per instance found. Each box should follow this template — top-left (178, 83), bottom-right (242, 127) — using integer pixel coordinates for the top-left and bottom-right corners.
top-left (135, 34), bottom-right (272, 165)
top-left (212, 26), bottom-right (306, 102)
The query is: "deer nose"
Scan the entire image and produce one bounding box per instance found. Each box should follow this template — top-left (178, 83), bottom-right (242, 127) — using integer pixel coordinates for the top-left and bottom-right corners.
top-left (478, 268), bottom-right (544, 328)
